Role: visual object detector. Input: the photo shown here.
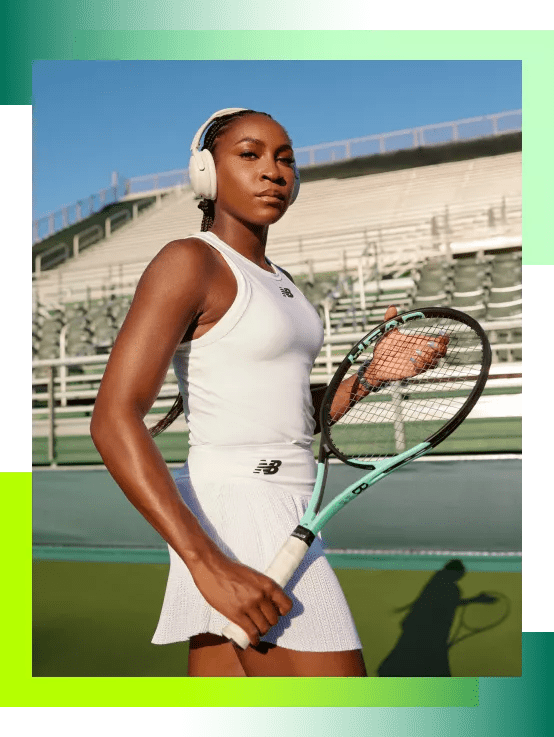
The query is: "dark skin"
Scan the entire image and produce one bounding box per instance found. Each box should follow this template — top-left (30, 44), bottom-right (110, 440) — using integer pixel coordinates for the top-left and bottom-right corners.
top-left (91, 114), bottom-right (447, 677)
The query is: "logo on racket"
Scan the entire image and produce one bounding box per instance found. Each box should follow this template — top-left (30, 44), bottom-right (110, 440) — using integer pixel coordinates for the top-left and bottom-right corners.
top-left (279, 288), bottom-right (294, 298)
top-left (253, 460), bottom-right (282, 475)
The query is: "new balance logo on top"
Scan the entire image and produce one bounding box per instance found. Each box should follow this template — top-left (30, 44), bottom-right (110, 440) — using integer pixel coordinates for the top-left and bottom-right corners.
top-left (279, 287), bottom-right (294, 298)
top-left (253, 460), bottom-right (282, 475)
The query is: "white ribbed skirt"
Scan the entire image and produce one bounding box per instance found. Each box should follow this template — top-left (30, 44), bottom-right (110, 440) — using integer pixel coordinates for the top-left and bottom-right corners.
top-left (151, 445), bottom-right (362, 652)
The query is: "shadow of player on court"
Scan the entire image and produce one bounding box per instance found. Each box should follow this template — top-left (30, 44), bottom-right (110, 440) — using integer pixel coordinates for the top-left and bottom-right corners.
top-left (377, 559), bottom-right (506, 677)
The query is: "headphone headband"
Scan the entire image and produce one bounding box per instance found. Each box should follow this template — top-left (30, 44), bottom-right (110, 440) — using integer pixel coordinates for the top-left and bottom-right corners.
top-left (190, 108), bottom-right (249, 161)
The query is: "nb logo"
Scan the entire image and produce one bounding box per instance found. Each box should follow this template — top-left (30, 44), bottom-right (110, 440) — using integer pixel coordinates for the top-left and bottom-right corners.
top-left (280, 287), bottom-right (294, 298)
top-left (253, 460), bottom-right (282, 475)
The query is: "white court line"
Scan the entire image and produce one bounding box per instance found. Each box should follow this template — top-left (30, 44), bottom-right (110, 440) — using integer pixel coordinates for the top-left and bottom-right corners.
top-left (326, 548), bottom-right (522, 557)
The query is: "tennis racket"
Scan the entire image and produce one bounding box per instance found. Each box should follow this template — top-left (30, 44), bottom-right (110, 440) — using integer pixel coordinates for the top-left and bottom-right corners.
top-left (222, 306), bottom-right (492, 649)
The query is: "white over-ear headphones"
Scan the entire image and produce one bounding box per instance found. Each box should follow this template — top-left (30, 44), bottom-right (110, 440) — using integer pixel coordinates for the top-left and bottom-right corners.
top-left (188, 107), bottom-right (300, 205)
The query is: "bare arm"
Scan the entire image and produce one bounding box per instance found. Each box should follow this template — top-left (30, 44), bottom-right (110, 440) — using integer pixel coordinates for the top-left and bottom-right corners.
top-left (90, 239), bottom-right (291, 646)
top-left (309, 305), bottom-right (393, 434)
top-left (310, 372), bottom-right (384, 434)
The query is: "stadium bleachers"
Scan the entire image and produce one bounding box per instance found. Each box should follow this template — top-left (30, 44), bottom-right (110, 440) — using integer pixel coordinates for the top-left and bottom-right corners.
top-left (32, 151), bottom-right (521, 305)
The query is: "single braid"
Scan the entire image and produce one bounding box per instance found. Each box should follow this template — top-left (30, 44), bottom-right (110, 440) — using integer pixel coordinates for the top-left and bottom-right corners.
top-left (149, 109), bottom-right (272, 437)
top-left (149, 394), bottom-right (185, 438)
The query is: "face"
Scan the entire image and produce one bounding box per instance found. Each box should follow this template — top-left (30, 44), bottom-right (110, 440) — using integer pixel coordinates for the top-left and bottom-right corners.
top-left (211, 114), bottom-right (297, 228)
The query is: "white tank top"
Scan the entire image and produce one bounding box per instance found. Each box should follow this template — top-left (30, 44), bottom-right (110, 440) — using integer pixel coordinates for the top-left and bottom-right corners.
top-left (172, 232), bottom-right (325, 450)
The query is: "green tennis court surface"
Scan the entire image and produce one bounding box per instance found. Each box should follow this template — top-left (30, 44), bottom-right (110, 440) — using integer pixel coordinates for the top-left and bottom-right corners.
top-left (32, 560), bottom-right (521, 677)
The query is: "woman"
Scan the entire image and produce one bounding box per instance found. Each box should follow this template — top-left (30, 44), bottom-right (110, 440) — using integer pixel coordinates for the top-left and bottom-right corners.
top-left (91, 108), bottom-right (445, 677)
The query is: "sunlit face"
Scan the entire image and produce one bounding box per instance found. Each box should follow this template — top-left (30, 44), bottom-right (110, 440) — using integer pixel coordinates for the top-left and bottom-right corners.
top-left (211, 114), bottom-right (297, 228)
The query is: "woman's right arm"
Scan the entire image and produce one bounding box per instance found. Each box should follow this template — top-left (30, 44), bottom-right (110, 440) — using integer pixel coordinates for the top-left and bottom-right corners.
top-left (90, 239), bottom-right (292, 646)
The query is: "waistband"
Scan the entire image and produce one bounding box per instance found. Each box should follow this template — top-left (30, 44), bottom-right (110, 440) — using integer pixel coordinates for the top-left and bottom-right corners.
top-left (185, 444), bottom-right (317, 489)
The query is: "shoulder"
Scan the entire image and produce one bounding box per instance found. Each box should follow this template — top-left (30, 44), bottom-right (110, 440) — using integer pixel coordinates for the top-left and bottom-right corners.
top-left (132, 237), bottom-right (223, 311)
top-left (139, 237), bottom-right (222, 288)
top-left (147, 236), bottom-right (220, 274)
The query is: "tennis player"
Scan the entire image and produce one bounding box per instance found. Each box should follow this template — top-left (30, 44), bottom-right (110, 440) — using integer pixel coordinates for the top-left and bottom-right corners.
top-left (91, 108), bottom-right (443, 677)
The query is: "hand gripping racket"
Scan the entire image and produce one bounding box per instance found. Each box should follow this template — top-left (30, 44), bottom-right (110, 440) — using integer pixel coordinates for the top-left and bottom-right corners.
top-left (222, 306), bottom-right (491, 648)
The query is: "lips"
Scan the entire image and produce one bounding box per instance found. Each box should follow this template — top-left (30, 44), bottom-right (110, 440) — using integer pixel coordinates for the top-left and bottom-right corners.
top-left (257, 190), bottom-right (285, 202)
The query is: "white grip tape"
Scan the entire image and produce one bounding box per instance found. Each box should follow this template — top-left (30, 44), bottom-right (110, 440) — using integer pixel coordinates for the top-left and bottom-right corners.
top-left (264, 536), bottom-right (309, 588)
top-left (221, 536), bottom-right (310, 649)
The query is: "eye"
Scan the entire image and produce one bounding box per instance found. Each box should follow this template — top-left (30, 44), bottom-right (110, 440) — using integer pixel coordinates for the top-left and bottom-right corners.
top-left (239, 151), bottom-right (257, 159)
top-left (278, 156), bottom-right (295, 166)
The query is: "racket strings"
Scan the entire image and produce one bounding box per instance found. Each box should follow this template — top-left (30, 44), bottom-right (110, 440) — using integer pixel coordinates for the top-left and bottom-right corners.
top-left (326, 316), bottom-right (486, 462)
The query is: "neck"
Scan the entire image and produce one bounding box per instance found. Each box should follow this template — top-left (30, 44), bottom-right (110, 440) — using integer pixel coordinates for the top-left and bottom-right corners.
top-left (209, 216), bottom-right (270, 270)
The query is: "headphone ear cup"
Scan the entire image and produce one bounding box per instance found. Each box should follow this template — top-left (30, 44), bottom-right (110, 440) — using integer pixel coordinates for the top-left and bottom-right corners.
top-left (289, 165), bottom-right (300, 205)
top-left (189, 149), bottom-right (217, 201)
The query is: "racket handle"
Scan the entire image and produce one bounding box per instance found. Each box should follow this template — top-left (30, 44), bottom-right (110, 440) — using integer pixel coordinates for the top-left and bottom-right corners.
top-left (221, 536), bottom-right (310, 649)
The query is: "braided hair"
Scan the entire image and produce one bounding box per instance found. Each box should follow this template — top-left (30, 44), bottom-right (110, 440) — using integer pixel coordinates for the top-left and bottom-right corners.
top-left (149, 109), bottom-right (273, 437)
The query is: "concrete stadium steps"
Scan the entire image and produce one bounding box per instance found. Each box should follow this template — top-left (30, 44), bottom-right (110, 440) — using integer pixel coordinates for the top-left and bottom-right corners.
top-left (33, 151), bottom-right (521, 307)
top-left (269, 152), bottom-right (521, 237)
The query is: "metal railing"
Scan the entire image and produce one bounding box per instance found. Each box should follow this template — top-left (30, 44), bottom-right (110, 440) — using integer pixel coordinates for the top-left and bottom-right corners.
top-left (293, 109), bottom-right (521, 167)
top-left (33, 110), bottom-right (521, 244)
top-left (33, 195), bottom-right (165, 275)
top-left (120, 109), bottom-right (521, 194)
top-left (33, 181), bottom-right (129, 244)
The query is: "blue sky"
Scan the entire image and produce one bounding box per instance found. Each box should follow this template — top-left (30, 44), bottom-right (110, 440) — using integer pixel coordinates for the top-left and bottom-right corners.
top-left (32, 60), bottom-right (521, 220)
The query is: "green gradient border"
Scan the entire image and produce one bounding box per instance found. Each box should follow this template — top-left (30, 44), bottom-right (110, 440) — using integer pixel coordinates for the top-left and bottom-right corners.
top-left (4, 20), bottom-right (543, 713)
top-left (4, 683), bottom-right (480, 709)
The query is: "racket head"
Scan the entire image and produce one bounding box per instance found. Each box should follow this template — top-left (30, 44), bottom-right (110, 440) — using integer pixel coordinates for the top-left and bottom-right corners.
top-left (320, 307), bottom-right (492, 469)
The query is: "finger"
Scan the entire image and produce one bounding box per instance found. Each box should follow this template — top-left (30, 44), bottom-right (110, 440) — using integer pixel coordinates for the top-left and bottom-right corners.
top-left (415, 334), bottom-right (448, 362)
top-left (408, 355), bottom-right (426, 374)
top-left (247, 606), bottom-right (275, 637)
top-left (429, 334), bottom-right (449, 354)
top-left (229, 613), bottom-right (261, 648)
top-left (409, 349), bottom-right (438, 373)
top-left (429, 335), bottom-right (450, 348)
top-left (259, 599), bottom-right (282, 629)
top-left (268, 584), bottom-right (293, 616)
top-left (384, 304), bottom-right (397, 321)
top-left (424, 349), bottom-right (443, 369)
top-left (429, 344), bottom-right (448, 363)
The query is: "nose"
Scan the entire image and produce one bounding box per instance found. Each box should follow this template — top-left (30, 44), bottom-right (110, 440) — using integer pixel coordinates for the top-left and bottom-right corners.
top-left (261, 155), bottom-right (284, 184)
